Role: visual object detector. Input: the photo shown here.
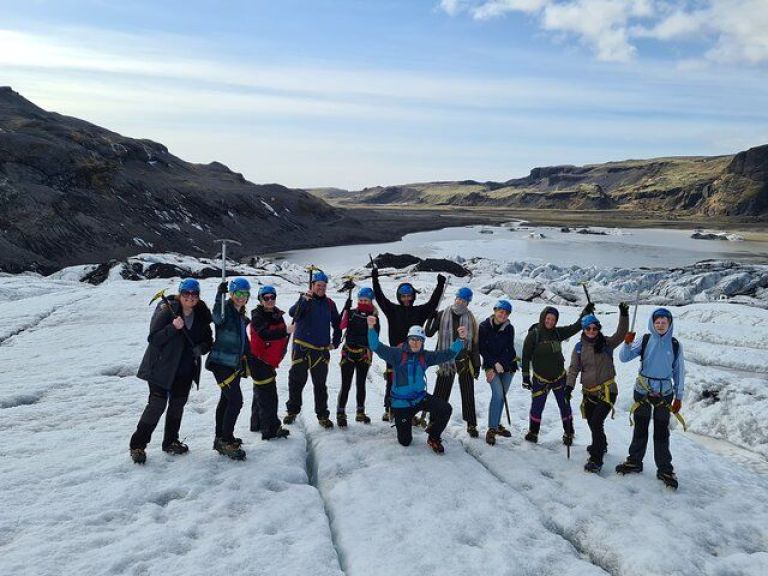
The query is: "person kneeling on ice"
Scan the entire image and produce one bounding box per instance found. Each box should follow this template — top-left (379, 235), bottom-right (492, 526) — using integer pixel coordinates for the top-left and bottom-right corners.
top-left (248, 285), bottom-right (293, 441)
top-left (367, 316), bottom-right (467, 453)
top-left (566, 305), bottom-right (628, 474)
top-left (521, 302), bottom-right (594, 446)
top-left (615, 308), bottom-right (685, 489)
top-left (130, 279), bottom-right (213, 464)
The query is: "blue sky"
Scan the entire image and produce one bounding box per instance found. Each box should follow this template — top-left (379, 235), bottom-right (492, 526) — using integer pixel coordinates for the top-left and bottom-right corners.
top-left (1, 0), bottom-right (767, 189)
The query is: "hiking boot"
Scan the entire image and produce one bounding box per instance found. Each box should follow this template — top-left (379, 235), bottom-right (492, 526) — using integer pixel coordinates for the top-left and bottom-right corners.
top-left (283, 413), bottom-right (298, 425)
top-left (336, 413), bottom-right (348, 428)
top-left (562, 433), bottom-right (574, 447)
top-left (587, 444), bottom-right (608, 455)
top-left (264, 427), bottom-right (290, 440)
top-left (657, 470), bottom-right (678, 489)
top-left (615, 460), bottom-right (643, 475)
top-left (584, 459), bottom-right (602, 474)
top-left (130, 448), bottom-right (146, 464)
top-left (524, 430), bottom-right (538, 443)
top-left (496, 424), bottom-right (512, 438)
top-left (162, 440), bottom-right (189, 455)
top-left (355, 411), bottom-right (371, 424)
top-left (467, 425), bottom-right (479, 438)
top-left (427, 437), bottom-right (445, 454)
top-left (485, 429), bottom-right (497, 446)
top-left (318, 417), bottom-right (334, 429)
top-left (216, 440), bottom-right (246, 460)
top-left (382, 411), bottom-right (390, 422)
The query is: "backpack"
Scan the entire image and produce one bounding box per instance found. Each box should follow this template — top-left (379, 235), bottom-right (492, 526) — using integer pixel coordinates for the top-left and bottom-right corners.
top-left (400, 348), bottom-right (427, 369)
top-left (640, 333), bottom-right (680, 361)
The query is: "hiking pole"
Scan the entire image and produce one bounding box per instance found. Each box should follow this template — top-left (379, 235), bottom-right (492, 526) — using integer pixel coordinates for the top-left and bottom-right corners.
top-left (630, 287), bottom-right (641, 332)
top-left (214, 238), bottom-right (241, 320)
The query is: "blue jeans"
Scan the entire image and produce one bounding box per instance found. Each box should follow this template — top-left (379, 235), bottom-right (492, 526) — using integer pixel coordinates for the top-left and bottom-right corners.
top-left (488, 373), bottom-right (513, 429)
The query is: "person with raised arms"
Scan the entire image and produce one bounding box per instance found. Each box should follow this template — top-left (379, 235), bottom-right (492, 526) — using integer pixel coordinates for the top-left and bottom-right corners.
top-left (367, 315), bottom-right (467, 454)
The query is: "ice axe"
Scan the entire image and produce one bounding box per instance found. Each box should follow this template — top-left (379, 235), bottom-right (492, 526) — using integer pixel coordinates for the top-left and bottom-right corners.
top-left (579, 281), bottom-right (591, 304)
top-left (630, 286), bottom-right (642, 333)
top-left (214, 238), bottom-right (241, 318)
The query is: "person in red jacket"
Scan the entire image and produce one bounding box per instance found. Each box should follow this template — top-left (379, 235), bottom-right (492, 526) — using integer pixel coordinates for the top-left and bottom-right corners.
top-left (248, 285), bottom-right (294, 440)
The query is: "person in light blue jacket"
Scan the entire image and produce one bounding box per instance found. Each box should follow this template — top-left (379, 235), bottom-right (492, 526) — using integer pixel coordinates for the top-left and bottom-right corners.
top-left (367, 316), bottom-right (466, 453)
top-left (615, 308), bottom-right (685, 488)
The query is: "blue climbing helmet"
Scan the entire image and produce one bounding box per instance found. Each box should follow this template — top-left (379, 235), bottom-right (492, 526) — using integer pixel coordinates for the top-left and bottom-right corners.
top-left (396, 283), bottom-right (414, 296)
top-left (455, 287), bottom-right (473, 303)
top-left (581, 314), bottom-right (601, 330)
top-left (358, 286), bottom-right (374, 300)
top-left (494, 299), bottom-right (512, 313)
top-left (652, 307), bottom-right (673, 321)
top-left (178, 278), bottom-right (200, 294)
top-left (229, 277), bottom-right (251, 293)
top-left (311, 270), bottom-right (329, 284)
top-left (258, 285), bottom-right (277, 299)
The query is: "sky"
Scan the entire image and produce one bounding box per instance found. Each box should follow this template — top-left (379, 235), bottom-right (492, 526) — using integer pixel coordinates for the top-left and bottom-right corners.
top-left (1, 0), bottom-right (767, 190)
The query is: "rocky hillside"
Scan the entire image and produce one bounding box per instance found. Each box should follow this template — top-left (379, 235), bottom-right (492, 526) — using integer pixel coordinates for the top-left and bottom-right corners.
top-left (313, 147), bottom-right (768, 217)
top-left (0, 88), bottom-right (381, 273)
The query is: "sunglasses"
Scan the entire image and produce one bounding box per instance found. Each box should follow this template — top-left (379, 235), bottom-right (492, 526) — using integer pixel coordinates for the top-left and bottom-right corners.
top-left (584, 325), bottom-right (600, 332)
top-left (179, 290), bottom-right (199, 298)
top-left (407, 337), bottom-right (423, 343)
top-left (232, 290), bottom-right (250, 299)
top-left (261, 294), bottom-right (276, 301)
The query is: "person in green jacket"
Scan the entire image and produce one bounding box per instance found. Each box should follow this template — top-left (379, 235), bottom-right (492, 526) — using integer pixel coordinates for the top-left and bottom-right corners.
top-left (521, 303), bottom-right (594, 445)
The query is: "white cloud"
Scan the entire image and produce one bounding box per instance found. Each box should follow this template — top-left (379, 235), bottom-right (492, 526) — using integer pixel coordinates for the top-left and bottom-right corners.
top-left (441, 0), bottom-right (768, 64)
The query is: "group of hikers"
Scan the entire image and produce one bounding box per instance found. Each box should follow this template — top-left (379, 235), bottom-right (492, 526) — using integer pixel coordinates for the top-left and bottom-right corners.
top-left (129, 265), bottom-right (685, 489)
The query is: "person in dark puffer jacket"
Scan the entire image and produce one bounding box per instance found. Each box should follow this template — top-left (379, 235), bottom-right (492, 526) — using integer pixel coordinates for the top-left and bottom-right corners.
top-left (521, 302), bottom-right (594, 446)
top-left (130, 278), bottom-right (212, 464)
top-left (336, 286), bottom-right (380, 427)
top-left (284, 270), bottom-right (342, 428)
top-left (478, 299), bottom-right (518, 446)
top-left (248, 285), bottom-right (293, 440)
top-left (372, 265), bottom-right (446, 421)
top-left (566, 305), bottom-right (628, 473)
top-left (207, 277), bottom-right (251, 460)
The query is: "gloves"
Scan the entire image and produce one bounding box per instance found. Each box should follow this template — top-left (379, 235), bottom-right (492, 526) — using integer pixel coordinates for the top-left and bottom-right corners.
top-left (437, 273), bottom-right (447, 285)
top-left (581, 302), bottom-right (596, 316)
top-left (619, 302), bottom-right (629, 316)
top-left (671, 399), bottom-right (682, 414)
top-left (564, 386), bottom-right (573, 403)
top-left (522, 374), bottom-right (531, 390)
top-left (217, 281), bottom-right (229, 295)
top-left (371, 266), bottom-right (379, 279)
top-left (624, 332), bottom-right (636, 345)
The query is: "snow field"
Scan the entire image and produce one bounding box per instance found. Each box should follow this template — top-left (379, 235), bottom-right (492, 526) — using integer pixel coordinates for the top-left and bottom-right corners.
top-left (1, 269), bottom-right (767, 576)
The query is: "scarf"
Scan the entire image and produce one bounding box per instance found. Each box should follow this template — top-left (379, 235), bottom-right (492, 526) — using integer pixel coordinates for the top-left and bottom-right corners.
top-left (436, 303), bottom-right (477, 376)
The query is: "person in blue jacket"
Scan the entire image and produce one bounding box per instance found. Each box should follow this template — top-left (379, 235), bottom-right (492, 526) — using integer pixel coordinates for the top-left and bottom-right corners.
top-left (615, 308), bottom-right (685, 489)
top-left (367, 315), bottom-right (467, 453)
top-left (478, 300), bottom-right (518, 446)
top-left (207, 277), bottom-right (251, 461)
top-left (284, 270), bottom-right (342, 429)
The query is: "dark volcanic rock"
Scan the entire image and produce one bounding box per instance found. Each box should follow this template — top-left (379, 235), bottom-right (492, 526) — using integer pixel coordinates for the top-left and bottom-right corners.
top-left (413, 258), bottom-right (470, 277)
top-left (0, 87), bottom-right (370, 273)
top-left (368, 253), bottom-right (422, 269)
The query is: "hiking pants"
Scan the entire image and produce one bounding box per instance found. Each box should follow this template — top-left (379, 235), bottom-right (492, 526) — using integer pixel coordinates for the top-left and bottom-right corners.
top-left (211, 363), bottom-right (244, 442)
top-left (584, 391), bottom-right (617, 466)
top-left (627, 392), bottom-right (674, 473)
top-left (392, 394), bottom-right (452, 447)
top-left (337, 346), bottom-right (371, 414)
top-left (384, 363), bottom-right (394, 409)
top-left (488, 373), bottom-right (513, 430)
top-left (130, 376), bottom-right (192, 450)
top-left (528, 376), bottom-right (573, 435)
top-left (432, 366), bottom-right (477, 427)
top-left (286, 344), bottom-right (330, 418)
top-left (250, 358), bottom-right (281, 439)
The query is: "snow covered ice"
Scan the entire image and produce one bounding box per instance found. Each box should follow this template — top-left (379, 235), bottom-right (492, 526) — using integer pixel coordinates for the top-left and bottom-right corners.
top-left (1, 254), bottom-right (767, 576)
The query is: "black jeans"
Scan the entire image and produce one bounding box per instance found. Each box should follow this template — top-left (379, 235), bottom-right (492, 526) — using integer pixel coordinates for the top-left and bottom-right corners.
top-left (432, 365), bottom-right (477, 427)
top-left (337, 347), bottom-right (371, 414)
top-left (211, 363), bottom-right (244, 442)
top-left (130, 376), bottom-right (192, 450)
top-left (286, 345), bottom-right (330, 418)
top-left (250, 358), bottom-right (281, 439)
top-left (392, 394), bottom-right (452, 446)
top-left (628, 391), bottom-right (674, 473)
top-left (584, 391), bottom-right (617, 466)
